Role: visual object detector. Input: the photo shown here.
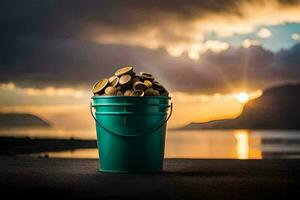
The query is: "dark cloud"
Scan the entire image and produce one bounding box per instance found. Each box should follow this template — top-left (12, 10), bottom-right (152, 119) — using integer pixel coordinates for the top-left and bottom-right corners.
top-left (0, 35), bottom-right (173, 87)
top-left (0, 0), bottom-right (240, 37)
top-left (1, 0), bottom-right (299, 39)
top-left (1, 31), bottom-right (300, 93)
top-left (1, 0), bottom-right (300, 93)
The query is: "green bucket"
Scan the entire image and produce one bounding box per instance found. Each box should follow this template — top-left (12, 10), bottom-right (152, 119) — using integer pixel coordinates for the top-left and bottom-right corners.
top-left (90, 96), bottom-right (172, 173)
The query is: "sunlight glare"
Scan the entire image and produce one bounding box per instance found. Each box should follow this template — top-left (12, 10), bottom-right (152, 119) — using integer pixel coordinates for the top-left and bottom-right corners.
top-left (236, 92), bottom-right (250, 104)
top-left (234, 130), bottom-right (249, 159)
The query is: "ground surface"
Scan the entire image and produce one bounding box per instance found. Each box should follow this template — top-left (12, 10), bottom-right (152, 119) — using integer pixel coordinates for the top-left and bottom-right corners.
top-left (0, 157), bottom-right (300, 200)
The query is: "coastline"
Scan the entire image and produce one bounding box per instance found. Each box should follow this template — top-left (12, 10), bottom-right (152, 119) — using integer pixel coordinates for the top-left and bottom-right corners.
top-left (0, 137), bottom-right (96, 155)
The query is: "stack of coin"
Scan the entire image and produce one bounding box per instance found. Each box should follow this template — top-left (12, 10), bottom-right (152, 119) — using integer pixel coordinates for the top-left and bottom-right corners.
top-left (92, 66), bottom-right (169, 97)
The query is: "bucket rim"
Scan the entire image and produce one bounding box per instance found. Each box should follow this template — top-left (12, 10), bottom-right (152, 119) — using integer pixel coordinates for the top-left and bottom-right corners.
top-left (92, 96), bottom-right (171, 99)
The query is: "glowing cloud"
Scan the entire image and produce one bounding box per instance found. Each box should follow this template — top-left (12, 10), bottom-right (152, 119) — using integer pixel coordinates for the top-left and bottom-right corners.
top-left (257, 28), bottom-right (272, 38)
top-left (25, 87), bottom-right (84, 98)
top-left (93, 0), bottom-right (299, 59)
top-left (0, 82), bottom-right (85, 98)
top-left (0, 82), bottom-right (16, 91)
top-left (204, 40), bottom-right (229, 53)
top-left (242, 39), bottom-right (260, 48)
top-left (292, 33), bottom-right (300, 41)
top-left (186, 40), bottom-right (229, 60)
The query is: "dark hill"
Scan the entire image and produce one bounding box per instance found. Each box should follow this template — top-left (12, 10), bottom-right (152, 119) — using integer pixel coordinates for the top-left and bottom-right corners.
top-left (180, 83), bottom-right (300, 130)
top-left (0, 113), bottom-right (51, 127)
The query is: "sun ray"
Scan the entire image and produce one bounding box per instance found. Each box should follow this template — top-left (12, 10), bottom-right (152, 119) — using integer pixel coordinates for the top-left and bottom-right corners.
top-left (236, 92), bottom-right (250, 104)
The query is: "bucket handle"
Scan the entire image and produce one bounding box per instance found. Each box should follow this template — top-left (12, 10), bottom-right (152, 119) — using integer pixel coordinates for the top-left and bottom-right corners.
top-left (90, 101), bottom-right (173, 137)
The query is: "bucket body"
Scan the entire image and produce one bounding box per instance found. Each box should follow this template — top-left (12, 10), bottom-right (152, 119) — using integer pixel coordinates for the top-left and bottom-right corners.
top-left (91, 96), bottom-right (171, 173)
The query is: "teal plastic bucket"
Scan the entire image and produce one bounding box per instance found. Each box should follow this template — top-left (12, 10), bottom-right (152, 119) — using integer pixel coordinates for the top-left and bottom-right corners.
top-left (90, 96), bottom-right (172, 173)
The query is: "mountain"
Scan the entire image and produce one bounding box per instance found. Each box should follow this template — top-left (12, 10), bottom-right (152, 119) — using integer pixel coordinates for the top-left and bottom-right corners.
top-left (0, 113), bottom-right (51, 127)
top-left (180, 83), bottom-right (300, 130)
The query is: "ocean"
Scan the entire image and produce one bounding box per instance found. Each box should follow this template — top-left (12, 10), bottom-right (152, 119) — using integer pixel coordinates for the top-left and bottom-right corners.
top-left (1, 127), bottom-right (300, 159)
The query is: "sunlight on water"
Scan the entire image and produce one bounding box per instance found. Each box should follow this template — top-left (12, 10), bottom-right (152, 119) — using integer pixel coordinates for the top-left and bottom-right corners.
top-left (1, 127), bottom-right (300, 159)
top-left (165, 130), bottom-right (262, 159)
top-left (0, 127), bottom-right (96, 139)
top-left (234, 130), bottom-right (249, 159)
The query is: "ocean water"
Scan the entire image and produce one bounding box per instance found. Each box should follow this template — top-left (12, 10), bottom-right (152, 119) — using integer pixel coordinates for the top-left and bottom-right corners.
top-left (1, 127), bottom-right (300, 159)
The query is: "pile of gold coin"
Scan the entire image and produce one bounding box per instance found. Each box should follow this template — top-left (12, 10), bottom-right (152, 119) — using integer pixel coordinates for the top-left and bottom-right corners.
top-left (92, 66), bottom-right (169, 97)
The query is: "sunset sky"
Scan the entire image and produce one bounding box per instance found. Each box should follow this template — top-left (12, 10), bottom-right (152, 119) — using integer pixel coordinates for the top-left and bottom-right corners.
top-left (1, 0), bottom-right (300, 129)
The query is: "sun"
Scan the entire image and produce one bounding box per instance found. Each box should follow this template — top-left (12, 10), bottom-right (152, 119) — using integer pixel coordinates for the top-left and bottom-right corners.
top-left (236, 92), bottom-right (250, 104)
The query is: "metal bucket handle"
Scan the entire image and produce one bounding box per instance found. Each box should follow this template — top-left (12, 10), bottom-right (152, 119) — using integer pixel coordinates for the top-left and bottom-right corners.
top-left (90, 101), bottom-right (173, 137)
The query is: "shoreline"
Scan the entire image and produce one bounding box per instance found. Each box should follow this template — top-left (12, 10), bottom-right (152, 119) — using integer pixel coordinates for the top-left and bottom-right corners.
top-left (0, 136), bottom-right (96, 155)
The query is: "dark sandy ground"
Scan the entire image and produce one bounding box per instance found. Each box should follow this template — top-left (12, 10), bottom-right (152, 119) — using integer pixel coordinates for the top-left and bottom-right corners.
top-left (0, 156), bottom-right (300, 200)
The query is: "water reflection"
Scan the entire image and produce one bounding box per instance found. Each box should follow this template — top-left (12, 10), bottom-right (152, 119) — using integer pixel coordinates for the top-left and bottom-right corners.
top-left (0, 127), bottom-right (96, 139)
top-left (234, 130), bottom-right (249, 159)
top-left (261, 133), bottom-right (300, 158)
top-left (1, 128), bottom-right (300, 159)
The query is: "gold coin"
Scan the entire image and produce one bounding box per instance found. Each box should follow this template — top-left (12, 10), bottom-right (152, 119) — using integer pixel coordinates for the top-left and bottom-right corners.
top-left (140, 72), bottom-right (154, 80)
top-left (144, 88), bottom-right (159, 96)
top-left (135, 73), bottom-right (143, 78)
top-left (140, 72), bottom-right (152, 76)
top-left (108, 76), bottom-right (119, 87)
top-left (133, 81), bottom-right (148, 91)
top-left (119, 74), bottom-right (132, 85)
top-left (131, 76), bottom-right (140, 84)
top-left (105, 86), bottom-right (117, 95)
top-left (130, 90), bottom-right (144, 96)
top-left (92, 79), bottom-right (109, 94)
top-left (144, 80), bottom-right (152, 88)
top-left (161, 91), bottom-right (169, 96)
top-left (115, 66), bottom-right (133, 77)
top-left (116, 91), bottom-right (123, 96)
top-left (145, 88), bottom-right (154, 96)
top-left (135, 74), bottom-right (144, 81)
top-left (152, 81), bottom-right (164, 90)
top-left (115, 85), bottom-right (121, 91)
top-left (124, 89), bottom-right (134, 96)
top-left (92, 67), bottom-right (169, 97)
top-left (152, 89), bottom-right (160, 96)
